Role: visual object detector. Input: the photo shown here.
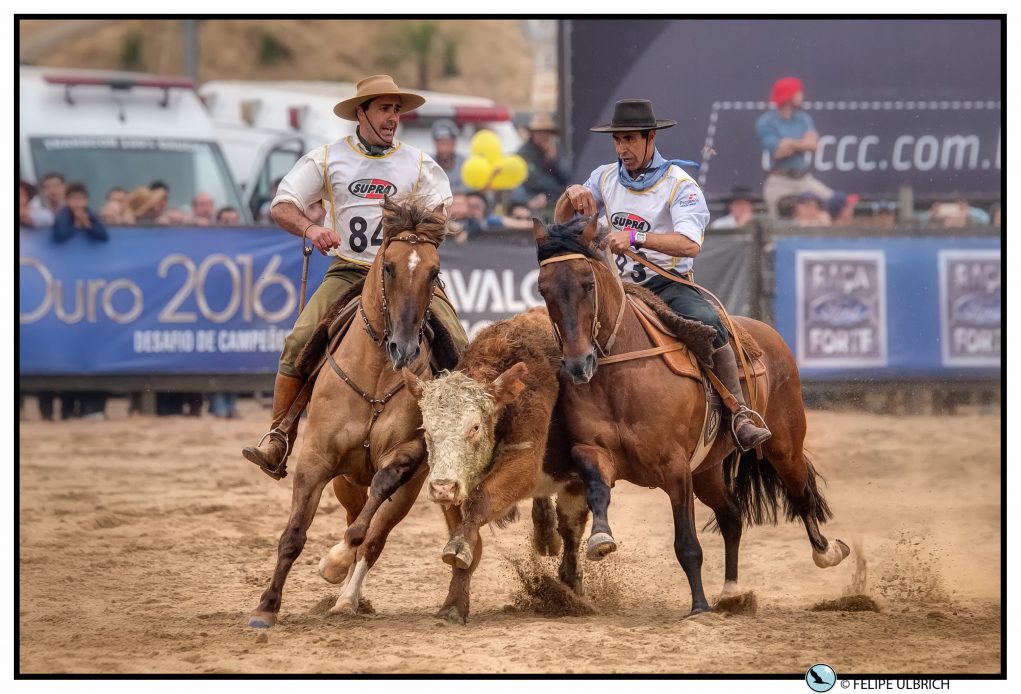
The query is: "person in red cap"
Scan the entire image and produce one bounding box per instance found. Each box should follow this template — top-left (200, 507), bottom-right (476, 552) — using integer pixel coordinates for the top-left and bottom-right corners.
top-left (755, 76), bottom-right (833, 218)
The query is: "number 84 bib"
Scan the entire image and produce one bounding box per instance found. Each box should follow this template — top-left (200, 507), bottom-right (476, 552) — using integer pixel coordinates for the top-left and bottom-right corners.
top-left (323, 138), bottom-right (434, 266)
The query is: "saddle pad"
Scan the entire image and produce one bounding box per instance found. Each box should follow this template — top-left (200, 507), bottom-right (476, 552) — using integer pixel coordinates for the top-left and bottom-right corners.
top-left (631, 304), bottom-right (702, 381)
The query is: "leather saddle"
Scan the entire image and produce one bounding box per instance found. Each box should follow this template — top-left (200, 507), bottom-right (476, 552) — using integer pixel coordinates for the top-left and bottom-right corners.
top-left (628, 295), bottom-right (766, 384)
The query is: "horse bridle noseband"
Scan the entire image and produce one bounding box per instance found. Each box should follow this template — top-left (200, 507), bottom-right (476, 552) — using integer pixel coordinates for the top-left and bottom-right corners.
top-left (538, 252), bottom-right (627, 358)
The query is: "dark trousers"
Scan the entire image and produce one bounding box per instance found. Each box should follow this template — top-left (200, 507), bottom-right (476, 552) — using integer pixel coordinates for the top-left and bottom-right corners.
top-left (642, 275), bottom-right (729, 349)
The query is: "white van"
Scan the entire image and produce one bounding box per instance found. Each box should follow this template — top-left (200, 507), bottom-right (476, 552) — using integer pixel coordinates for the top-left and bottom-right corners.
top-left (19, 65), bottom-right (249, 221)
top-left (199, 80), bottom-right (523, 220)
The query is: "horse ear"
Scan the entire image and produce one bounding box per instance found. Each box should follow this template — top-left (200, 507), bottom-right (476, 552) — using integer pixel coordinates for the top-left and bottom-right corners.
top-left (490, 361), bottom-right (528, 407)
top-left (401, 367), bottom-right (425, 400)
top-left (531, 218), bottom-right (548, 247)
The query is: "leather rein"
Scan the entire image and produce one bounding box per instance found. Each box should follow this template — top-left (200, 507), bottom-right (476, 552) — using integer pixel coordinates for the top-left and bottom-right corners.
top-left (538, 252), bottom-right (683, 366)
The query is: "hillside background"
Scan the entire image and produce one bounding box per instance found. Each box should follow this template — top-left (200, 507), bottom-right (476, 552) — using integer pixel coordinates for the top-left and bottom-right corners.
top-left (19, 19), bottom-right (554, 110)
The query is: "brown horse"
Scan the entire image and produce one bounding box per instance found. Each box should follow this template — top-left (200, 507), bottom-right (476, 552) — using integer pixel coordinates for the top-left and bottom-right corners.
top-left (532, 214), bottom-right (848, 616)
top-left (249, 197), bottom-right (454, 628)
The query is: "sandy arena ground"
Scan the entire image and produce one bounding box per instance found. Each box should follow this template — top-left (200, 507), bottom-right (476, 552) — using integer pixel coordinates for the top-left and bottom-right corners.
top-left (19, 399), bottom-right (1001, 675)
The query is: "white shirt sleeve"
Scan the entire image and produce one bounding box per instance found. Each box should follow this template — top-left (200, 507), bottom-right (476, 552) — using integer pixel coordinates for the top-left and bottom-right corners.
top-left (271, 146), bottom-right (327, 213)
top-left (581, 164), bottom-right (609, 210)
top-left (669, 176), bottom-right (711, 246)
top-left (415, 153), bottom-right (454, 213)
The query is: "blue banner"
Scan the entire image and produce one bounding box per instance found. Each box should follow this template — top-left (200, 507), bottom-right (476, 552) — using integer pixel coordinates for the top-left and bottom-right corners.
top-left (773, 235), bottom-right (1001, 380)
top-left (19, 227), bottom-right (334, 374)
top-left (19, 227), bottom-right (552, 375)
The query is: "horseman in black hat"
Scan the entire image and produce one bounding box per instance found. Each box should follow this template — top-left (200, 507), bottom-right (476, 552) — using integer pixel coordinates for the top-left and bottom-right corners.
top-left (560, 98), bottom-right (771, 451)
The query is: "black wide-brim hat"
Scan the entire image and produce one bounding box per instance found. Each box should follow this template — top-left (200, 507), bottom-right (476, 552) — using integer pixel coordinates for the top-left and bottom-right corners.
top-left (591, 99), bottom-right (677, 132)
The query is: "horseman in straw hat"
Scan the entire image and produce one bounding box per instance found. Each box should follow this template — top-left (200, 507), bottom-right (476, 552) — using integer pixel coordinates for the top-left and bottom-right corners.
top-left (560, 98), bottom-right (771, 451)
top-left (242, 74), bottom-right (467, 480)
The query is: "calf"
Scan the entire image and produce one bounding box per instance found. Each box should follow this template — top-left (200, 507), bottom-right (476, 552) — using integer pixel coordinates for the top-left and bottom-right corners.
top-left (402, 309), bottom-right (588, 623)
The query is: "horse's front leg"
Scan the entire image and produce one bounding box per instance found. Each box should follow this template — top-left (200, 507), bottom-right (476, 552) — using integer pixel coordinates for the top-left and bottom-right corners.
top-left (249, 448), bottom-right (335, 628)
top-left (343, 437), bottom-right (426, 547)
top-left (329, 463), bottom-right (429, 616)
top-left (571, 444), bottom-right (618, 560)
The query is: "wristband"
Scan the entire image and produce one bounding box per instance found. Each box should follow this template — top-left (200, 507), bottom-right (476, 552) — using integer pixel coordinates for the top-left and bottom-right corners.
top-left (629, 230), bottom-right (636, 247)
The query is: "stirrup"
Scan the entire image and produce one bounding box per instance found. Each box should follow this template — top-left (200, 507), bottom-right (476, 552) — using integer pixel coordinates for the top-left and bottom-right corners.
top-left (257, 428), bottom-right (292, 462)
top-left (245, 428), bottom-right (291, 479)
top-left (730, 406), bottom-right (770, 453)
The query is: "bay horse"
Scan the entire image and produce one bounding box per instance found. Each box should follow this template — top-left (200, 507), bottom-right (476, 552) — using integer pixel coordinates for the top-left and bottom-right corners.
top-left (249, 196), bottom-right (458, 628)
top-left (533, 214), bottom-right (849, 616)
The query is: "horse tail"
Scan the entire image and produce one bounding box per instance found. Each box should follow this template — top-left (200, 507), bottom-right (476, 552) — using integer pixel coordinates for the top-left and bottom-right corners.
top-left (722, 448), bottom-right (833, 527)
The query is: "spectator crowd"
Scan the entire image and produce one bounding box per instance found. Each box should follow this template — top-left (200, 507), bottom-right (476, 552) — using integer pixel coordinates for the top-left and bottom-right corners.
top-left (19, 92), bottom-right (1001, 423)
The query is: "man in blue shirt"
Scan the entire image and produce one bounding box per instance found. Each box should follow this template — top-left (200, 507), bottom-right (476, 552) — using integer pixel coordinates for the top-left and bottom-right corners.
top-left (755, 77), bottom-right (833, 218)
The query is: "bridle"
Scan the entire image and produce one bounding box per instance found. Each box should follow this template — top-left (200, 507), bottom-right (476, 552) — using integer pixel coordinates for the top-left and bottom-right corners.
top-left (327, 229), bottom-right (442, 468)
top-left (538, 252), bottom-right (627, 359)
top-left (359, 231), bottom-right (442, 351)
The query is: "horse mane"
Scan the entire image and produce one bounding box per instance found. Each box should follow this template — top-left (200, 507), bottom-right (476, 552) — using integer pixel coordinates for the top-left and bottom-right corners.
top-left (381, 195), bottom-right (447, 245)
top-left (536, 216), bottom-right (605, 263)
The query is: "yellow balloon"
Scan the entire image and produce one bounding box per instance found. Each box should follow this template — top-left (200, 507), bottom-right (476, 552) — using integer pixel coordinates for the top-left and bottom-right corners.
top-left (490, 154), bottom-right (529, 190)
top-left (461, 155), bottom-right (494, 190)
top-left (470, 129), bottom-right (503, 165)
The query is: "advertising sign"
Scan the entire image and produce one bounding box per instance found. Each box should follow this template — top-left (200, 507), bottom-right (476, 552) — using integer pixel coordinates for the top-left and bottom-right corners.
top-left (938, 249), bottom-right (1001, 366)
top-left (796, 250), bottom-right (887, 368)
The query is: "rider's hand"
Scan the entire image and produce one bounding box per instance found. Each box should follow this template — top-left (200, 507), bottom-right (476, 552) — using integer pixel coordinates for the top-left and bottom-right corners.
top-left (565, 185), bottom-right (597, 217)
top-left (607, 230), bottom-right (631, 254)
top-left (307, 225), bottom-right (341, 255)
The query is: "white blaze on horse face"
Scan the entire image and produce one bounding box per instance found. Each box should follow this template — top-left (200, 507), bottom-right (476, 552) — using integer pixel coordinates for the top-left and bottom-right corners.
top-left (407, 249), bottom-right (420, 276)
top-left (418, 372), bottom-right (499, 500)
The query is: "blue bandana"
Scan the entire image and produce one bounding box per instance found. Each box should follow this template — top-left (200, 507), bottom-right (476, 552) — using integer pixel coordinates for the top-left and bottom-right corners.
top-left (618, 148), bottom-right (700, 192)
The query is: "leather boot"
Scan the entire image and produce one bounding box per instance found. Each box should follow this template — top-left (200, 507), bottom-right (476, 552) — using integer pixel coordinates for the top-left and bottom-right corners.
top-left (242, 372), bottom-right (304, 480)
top-left (710, 343), bottom-right (771, 452)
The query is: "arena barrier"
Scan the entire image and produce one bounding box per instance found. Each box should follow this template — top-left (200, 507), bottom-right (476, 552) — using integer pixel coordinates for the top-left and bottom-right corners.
top-left (19, 225), bottom-right (999, 388)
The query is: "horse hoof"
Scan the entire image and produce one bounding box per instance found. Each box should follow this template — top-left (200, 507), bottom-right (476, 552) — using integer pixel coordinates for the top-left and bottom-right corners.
top-left (436, 605), bottom-right (466, 625)
top-left (318, 556), bottom-right (346, 584)
top-left (248, 610), bottom-right (277, 629)
top-left (714, 590), bottom-right (758, 616)
top-left (586, 532), bottom-right (617, 561)
top-left (328, 600), bottom-right (358, 616)
top-left (685, 604), bottom-right (712, 619)
top-left (319, 542), bottom-right (356, 583)
top-left (441, 537), bottom-right (473, 571)
top-left (813, 539), bottom-right (850, 568)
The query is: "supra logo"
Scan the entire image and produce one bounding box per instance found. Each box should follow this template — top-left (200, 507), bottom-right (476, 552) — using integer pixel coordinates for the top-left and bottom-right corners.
top-left (348, 179), bottom-right (398, 199)
top-left (610, 212), bottom-right (651, 232)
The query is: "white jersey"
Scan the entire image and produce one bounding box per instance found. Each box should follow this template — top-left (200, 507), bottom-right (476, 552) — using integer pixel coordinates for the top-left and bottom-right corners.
top-left (584, 161), bottom-right (710, 285)
top-left (273, 136), bottom-right (452, 266)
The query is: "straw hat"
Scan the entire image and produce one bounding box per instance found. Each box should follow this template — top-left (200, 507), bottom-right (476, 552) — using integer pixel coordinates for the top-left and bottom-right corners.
top-left (333, 75), bottom-right (426, 121)
top-left (126, 186), bottom-right (166, 217)
top-left (528, 112), bottom-right (559, 133)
